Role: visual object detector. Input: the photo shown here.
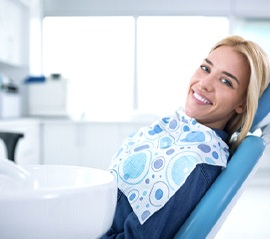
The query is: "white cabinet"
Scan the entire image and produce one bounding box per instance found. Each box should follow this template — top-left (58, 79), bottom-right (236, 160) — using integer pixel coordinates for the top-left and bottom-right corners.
top-left (0, 119), bottom-right (40, 164)
top-left (0, 118), bottom-right (146, 169)
top-left (0, 0), bottom-right (24, 66)
top-left (41, 121), bottom-right (146, 170)
top-left (28, 80), bottom-right (69, 117)
top-left (41, 122), bottom-right (80, 166)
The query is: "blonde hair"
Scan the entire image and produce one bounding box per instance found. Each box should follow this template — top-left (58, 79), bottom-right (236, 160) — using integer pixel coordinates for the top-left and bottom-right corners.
top-left (210, 35), bottom-right (270, 150)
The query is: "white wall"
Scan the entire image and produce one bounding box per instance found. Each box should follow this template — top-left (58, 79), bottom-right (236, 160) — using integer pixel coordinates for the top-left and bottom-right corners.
top-left (42, 0), bottom-right (270, 17)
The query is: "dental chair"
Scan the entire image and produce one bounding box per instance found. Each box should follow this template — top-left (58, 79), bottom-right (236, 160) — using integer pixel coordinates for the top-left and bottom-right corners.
top-left (174, 84), bottom-right (270, 239)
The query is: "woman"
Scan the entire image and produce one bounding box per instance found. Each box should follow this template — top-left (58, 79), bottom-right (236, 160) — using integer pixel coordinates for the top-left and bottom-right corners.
top-left (101, 35), bottom-right (270, 239)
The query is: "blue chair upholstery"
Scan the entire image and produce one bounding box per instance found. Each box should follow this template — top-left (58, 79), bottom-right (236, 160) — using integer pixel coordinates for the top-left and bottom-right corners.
top-left (251, 83), bottom-right (270, 131)
top-left (174, 84), bottom-right (270, 239)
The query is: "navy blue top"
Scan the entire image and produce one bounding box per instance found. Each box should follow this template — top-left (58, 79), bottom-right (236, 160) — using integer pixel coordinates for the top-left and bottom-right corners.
top-left (100, 129), bottom-right (228, 239)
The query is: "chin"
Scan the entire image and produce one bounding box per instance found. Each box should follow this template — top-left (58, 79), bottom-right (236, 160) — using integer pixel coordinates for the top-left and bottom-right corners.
top-left (184, 108), bottom-right (195, 118)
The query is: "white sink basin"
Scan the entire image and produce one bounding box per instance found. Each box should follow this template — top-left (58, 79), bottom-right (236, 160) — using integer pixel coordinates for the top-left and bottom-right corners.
top-left (0, 164), bottom-right (117, 239)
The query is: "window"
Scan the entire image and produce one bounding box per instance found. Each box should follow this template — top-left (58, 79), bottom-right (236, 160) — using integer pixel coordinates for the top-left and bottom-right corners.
top-left (43, 16), bottom-right (229, 121)
top-left (137, 16), bottom-right (229, 116)
top-left (232, 19), bottom-right (270, 57)
top-left (43, 17), bottom-right (135, 121)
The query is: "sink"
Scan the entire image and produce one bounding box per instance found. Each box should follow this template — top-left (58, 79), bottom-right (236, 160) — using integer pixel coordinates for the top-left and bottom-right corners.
top-left (0, 164), bottom-right (117, 239)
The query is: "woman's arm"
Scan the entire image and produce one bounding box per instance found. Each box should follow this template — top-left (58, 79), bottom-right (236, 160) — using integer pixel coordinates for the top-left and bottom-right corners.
top-left (101, 164), bottom-right (221, 239)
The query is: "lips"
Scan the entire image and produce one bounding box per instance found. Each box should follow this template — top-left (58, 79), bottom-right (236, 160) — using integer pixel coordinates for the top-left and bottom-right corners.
top-left (193, 91), bottom-right (212, 104)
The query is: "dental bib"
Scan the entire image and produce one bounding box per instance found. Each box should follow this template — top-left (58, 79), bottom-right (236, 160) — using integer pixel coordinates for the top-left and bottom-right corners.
top-left (109, 109), bottom-right (229, 224)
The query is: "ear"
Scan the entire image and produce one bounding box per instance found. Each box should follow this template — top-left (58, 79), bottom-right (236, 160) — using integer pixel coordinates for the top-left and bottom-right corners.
top-left (235, 100), bottom-right (246, 114)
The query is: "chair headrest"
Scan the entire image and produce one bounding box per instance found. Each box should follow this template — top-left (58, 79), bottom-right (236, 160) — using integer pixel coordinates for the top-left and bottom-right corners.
top-left (251, 84), bottom-right (270, 132)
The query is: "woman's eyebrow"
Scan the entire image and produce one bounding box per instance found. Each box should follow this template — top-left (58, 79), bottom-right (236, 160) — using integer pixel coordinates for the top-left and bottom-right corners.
top-left (223, 71), bottom-right (240, 85)
top-left (205, 58), bottom-right (213, 66)
top-left (204, 58), bottom-right (240, 85)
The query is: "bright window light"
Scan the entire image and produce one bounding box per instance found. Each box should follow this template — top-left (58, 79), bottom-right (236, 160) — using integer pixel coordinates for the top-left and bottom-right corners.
top-left (137, 16), bottom-right (229, 117)
top-left (43, 16), bottom-right (229, 121)
top-left (232, 19), bottom-right (270, 57)
top-left (43, 16), bottom-right (135, 121)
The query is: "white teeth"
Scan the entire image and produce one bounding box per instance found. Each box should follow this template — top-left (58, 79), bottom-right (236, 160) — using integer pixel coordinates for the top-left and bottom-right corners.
top-left (193, 92), bottom-right (211, 104)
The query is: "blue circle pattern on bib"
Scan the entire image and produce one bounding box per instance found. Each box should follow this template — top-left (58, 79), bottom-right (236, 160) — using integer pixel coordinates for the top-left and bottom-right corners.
top-left (109, 109), bottom-right (229, 224)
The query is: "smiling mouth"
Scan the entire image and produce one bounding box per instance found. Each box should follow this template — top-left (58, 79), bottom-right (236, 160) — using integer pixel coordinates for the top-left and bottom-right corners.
top-left (193, 92), bottom-right (212, 104)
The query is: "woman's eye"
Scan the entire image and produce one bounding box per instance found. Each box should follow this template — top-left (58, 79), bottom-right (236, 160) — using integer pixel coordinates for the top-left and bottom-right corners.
top-left (221, 78), bottom-right (233, 88)
top-left (200, 65), bottom-right (210, 72)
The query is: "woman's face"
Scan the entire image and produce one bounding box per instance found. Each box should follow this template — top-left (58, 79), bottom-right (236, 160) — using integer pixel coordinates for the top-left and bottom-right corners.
top-left (185, 45), bottom-right (250, 130)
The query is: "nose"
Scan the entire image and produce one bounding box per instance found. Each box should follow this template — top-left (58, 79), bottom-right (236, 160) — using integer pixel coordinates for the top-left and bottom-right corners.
top-left (198, 75), bottom-right (215, 92)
